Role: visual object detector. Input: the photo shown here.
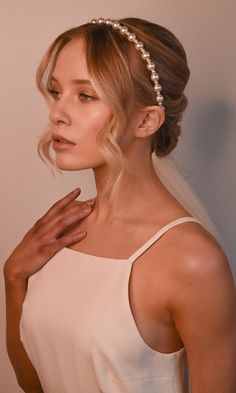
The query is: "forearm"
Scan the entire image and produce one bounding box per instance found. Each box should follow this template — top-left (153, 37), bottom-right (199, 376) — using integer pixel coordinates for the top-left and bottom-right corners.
top-left (4, 269), bottom-right (43, 392)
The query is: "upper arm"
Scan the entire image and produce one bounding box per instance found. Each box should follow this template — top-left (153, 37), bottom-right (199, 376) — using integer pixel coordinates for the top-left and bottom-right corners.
top-left (168, 235), bottom-right (236, 393)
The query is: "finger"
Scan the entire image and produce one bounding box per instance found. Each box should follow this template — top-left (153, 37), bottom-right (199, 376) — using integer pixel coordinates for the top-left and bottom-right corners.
top-left (62, 202), bottom-right (92, 216)
top-left (66, 199), bottom-right (95, 209)
top-left (63, 199), bottom-right (94, 214)
top-left (48, 204), bottom-right (92, 239)
top-left (37, 231), bottom-right (87, 258)
top-left (56, 231), bottom-right (87, 249)
top-left (40, 188), bottom-right (81, 222)
top-left (34, 201), bottom-right (92, 238)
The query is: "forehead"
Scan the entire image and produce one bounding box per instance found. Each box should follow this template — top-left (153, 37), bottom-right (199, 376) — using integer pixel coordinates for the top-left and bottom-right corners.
top-left (53, 38), bottom-right (90, 81)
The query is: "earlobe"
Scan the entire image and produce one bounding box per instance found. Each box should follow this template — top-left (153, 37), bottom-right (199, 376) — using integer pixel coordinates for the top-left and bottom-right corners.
top-left (136, 106), bottom-right (165, 138)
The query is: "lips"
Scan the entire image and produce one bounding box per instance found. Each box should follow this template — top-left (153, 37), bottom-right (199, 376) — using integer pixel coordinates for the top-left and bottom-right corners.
top-left (51, 133), bottom-right (76, 151)
top-left (51, 134), bottom-right (75, 145)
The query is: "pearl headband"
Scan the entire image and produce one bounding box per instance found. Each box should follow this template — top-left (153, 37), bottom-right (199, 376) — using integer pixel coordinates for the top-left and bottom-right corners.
top-left (91, 18), bottom-right (165, 110)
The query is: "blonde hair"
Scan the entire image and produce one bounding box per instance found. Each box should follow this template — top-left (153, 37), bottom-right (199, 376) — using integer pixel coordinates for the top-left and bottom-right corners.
top-left (37, 18), bottom-right (190, 193)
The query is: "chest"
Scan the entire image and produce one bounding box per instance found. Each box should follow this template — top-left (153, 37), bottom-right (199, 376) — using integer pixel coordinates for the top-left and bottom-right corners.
top-left (23, 233), bottom-right (182, 354)
top-left (21, 248), bottom-right (186, 388)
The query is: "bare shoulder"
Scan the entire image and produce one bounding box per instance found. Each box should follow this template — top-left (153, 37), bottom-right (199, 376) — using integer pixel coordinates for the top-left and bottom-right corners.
top-left (165, 220), bottom-right (234, 285)
top-left (155, 218), bottom-right (236, 331)
top-left (163, 219), bottom-right (236, 341)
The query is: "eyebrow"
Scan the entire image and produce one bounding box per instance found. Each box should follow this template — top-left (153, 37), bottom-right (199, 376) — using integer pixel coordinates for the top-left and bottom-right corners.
top-left (50, 76), bottom-right (93, 86)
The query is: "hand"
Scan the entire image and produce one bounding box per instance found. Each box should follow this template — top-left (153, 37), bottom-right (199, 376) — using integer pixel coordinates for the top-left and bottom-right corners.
top-left (4, 188), bottom-right (93, 281)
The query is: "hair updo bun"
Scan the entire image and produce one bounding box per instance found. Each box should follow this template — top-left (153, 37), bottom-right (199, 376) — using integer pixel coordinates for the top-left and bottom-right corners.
top-left (153, 122), bottom-right (181, 157)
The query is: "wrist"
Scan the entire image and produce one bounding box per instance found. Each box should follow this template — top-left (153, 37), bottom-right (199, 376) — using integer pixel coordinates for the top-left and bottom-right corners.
top-left (4, 263), bottom-right (28, 287)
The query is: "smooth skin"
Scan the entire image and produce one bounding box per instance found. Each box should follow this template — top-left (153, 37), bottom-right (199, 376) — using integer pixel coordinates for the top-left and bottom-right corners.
top-left (4, 38), bottom-right (236, 393)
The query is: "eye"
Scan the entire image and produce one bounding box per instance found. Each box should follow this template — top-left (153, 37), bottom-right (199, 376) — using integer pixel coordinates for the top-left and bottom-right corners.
top-left (47, 88), bottom-right (61, 100)
top-left (79, 93), bottom-right (94, 102)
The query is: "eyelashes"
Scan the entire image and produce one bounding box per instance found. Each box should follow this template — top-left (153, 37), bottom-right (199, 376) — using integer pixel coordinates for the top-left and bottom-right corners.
top-left (47, 88), bottom-right (60, 99)
top-left (46, 87), bottom-right (95, 102)
top-left (79, 93), bottom-right (95, 102)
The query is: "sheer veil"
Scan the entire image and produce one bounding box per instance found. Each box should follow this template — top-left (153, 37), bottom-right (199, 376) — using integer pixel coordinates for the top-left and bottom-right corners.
top-left (151, 152), bottom-right (224, 247)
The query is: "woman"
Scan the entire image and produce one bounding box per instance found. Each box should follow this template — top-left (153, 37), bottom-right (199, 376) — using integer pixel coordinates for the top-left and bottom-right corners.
top-left (4, 17), bottom-right (236, 393)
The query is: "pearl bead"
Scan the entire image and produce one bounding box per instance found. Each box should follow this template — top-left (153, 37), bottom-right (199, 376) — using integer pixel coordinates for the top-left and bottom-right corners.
top-left (120, 26), bottom-right (128, 34)
top-left (105, 18), bottom-right (113, 25)
top-left (128, 33), bottom-right (136, 42)
top-left (135, 41), bottom-right (144, 50)
top-left (91, 19), bottom-right (97, 24)
top-left (147, 62), bottom-right (155, 70)
top-left (141, 51), bottom-right (150, 60)
top-left (151, 73), bottom-right (159, 81)
top-left (112, 21), bottom-right (120, 29)
top-left (98, 18), bottom-right (105, 24)
top-left (154, 84), bottom-right (162, 92)
top-left (156, 95), bottom-right (164, 103)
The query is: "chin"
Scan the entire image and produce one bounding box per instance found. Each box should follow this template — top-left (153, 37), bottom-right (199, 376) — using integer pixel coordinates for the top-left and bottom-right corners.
top-left (55, 157), bottom-right (105, 171)
top-left (55, 161), bottom-right (86, 171)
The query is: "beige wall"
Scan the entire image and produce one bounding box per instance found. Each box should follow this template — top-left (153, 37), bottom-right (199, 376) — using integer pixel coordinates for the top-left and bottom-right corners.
top-left (1, 0), bottom-right (235, 391)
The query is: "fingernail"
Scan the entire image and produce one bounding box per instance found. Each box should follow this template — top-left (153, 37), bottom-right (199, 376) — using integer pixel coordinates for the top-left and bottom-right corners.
top-left (72, 187), bottom-right (81, 194)
top-left (86, 199), bottom-right (95, 206)
top-left (77, 231), bottom-right (87, 238)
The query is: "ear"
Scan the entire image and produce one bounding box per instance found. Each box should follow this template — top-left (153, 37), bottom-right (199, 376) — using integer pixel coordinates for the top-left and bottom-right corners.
top-left (135, 105), bottom-right (165, 138)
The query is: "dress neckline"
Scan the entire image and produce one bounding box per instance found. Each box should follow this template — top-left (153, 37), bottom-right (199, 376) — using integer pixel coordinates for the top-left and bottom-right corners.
top-left (63, 216), bottom-right (201, 263)
top-left (63, 247), bottom-right (128, 262)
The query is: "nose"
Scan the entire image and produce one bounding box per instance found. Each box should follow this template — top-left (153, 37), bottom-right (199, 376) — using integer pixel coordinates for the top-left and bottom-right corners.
top-left (49, 101), bottom-right (71, 126)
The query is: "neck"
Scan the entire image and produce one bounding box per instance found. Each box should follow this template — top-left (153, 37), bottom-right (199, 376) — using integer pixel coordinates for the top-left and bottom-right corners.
top-left (91, 151), bottom-right (170, 223)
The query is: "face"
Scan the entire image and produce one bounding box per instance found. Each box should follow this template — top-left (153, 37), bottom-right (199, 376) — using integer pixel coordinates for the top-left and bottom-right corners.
top-left (47, 38), bottom-right (111, 171)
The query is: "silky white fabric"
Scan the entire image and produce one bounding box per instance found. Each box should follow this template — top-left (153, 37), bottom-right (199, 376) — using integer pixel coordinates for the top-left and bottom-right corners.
top-left (20, 216), bottom-right (202, 393)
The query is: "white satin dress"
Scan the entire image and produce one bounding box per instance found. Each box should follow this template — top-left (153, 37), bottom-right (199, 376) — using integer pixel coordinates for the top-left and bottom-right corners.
top-left (20, 216), bottom-right (201, 393)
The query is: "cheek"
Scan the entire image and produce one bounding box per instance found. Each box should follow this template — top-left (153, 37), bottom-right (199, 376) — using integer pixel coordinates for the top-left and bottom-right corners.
top-left (73, 104), bottom-right (110, 138)
top-left (54, 104), bottom-right (111, 170)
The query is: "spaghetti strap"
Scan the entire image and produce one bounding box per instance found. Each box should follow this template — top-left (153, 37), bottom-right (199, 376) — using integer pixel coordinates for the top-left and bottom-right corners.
top-left (128, 216), bottom-right (202, 264)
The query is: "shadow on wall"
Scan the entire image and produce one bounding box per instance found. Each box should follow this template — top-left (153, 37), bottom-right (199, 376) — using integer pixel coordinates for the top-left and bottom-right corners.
top-left (192, 100), bottom-right (234, 166)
